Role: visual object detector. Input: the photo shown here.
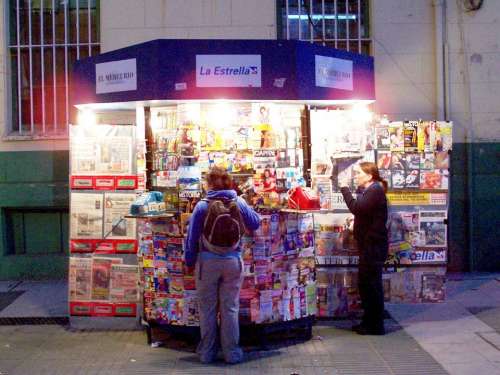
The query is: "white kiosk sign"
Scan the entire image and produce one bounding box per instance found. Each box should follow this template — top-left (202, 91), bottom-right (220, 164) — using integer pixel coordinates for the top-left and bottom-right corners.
top-left (315, 55), bottom-right (353, 91)
top-left (96, 58), bottom-right (137, 94)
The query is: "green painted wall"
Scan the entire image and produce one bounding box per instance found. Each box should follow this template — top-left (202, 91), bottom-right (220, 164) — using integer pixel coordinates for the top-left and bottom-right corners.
top-left (449, 142), bottom-right (500, 272)
top-left (0, 150), bottom-right (69, 280)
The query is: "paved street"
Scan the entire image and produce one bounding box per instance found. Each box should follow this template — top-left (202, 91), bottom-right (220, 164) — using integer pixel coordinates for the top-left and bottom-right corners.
top-left (0, 274), bottom-right (499, 375)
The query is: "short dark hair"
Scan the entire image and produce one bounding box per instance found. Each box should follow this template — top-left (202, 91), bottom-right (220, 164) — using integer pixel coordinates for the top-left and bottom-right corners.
top-left (206, 166), bottom-right (233, 190)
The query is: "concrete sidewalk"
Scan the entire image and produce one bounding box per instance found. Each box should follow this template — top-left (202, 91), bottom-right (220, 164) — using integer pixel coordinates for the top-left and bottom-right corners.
top-left (0, 274), bottom-right (499, 374)
top-left (0, 280), bottom-right (67, 318)
top-left (388, 273), bottom-right (500, 375)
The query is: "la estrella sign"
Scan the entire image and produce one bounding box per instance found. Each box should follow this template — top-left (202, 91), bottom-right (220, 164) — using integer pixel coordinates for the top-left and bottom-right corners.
top-left (196, 54), bottom-right (262, 88)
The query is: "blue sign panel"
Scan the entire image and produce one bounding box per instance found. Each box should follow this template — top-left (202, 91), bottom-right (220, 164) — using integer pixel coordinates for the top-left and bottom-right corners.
top-left (72, 39), bottom-right (374, 105)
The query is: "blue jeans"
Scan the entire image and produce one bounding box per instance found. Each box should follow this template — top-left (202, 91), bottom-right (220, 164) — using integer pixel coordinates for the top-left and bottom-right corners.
top-left (196, 256), bottom-right (243, 364)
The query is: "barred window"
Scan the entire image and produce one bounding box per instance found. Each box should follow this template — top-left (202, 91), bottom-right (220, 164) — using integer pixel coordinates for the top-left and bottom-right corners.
top-left (277, 0), bottom-right (371, 55)
top-left (8, 0), bottom-right (100, 137)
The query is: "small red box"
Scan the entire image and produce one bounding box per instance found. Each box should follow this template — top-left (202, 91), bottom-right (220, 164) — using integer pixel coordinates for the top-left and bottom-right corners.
top-left (114, 239), bottom-right (137, 254)
top-left (94, 240), bottom-right (115, 254)
top-left (92, 303), bottom-right (114, 317)
top-left (115, 176), bottom-right (138, 190)
top-left (70, 239), bottom-right (94, 253)
top-left (113, 303), bottom-right (137, 317)
top-left (71, 176), bottom-right (94, 189)
top-left (94, 176), bottom-right (116, 190)
top-left (70, 301), bottom-right (92, 316)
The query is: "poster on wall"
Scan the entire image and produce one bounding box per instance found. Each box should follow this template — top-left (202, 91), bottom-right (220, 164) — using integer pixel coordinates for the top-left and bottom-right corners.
top-left (103, 193), bottom-right (137, 239)
top-left (70, 193), bottom-right (104, 239)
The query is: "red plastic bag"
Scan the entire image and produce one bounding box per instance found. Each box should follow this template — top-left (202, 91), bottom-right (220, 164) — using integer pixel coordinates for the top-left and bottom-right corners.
top-left (287, 187), bottom-right (321, 210)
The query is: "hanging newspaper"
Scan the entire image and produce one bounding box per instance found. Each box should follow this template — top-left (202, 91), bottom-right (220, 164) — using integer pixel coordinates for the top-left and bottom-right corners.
top-left (104, 193), bottom-right (137, 239)
top-left (70, 125), bottom-right (134, 175)
top-left (109, 264), bottom-right (139, 303)
top-left (91, 257), bottom-right (123, 301)
top-left (70, 193), bottom-right (104, 239)
top-left (69, 257), bottom-right (92, 301)
top-left (310, 110), bottom-right (365, 160)
top-left (419, 211), bottom-right (447, 247)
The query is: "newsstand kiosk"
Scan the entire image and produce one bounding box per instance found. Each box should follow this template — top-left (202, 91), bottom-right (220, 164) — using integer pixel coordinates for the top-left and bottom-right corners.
top-left (69, 39), bottom-right (416, 339)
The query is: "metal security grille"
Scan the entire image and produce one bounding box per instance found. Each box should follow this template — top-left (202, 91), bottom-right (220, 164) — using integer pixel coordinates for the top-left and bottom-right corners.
top-left (277, 0), bottom-right (371, 55)
top-left (7, 0), bottom-right (100, 137)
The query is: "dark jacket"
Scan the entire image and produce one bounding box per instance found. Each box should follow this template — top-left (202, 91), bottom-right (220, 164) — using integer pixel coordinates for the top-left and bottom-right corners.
top-left (184, 189), bottom-right (261, 267)
top-left (340, 182), bottom-right (388, 262)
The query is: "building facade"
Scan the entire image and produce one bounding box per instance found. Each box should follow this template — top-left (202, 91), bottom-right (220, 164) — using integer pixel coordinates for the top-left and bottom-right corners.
top-left (0, 0), bottom-right (498, 279)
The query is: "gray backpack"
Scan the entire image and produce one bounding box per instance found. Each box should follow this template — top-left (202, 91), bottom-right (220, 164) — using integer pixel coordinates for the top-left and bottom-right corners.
top-left (201, 199), bottom-right (245, 255)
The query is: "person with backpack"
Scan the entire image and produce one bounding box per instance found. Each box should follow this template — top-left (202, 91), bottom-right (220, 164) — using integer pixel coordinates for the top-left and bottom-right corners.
top-left (185, 166), bottom-right (260, 364)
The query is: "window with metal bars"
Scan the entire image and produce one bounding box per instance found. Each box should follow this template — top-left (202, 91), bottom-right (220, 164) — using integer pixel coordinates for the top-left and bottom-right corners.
top-left (7, 0), bottom-right (100, 137)
top-left (276, 0), bottom-right (371, 55)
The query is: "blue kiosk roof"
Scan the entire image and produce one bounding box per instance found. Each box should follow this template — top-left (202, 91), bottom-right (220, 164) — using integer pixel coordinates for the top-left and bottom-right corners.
top-left (72, 39), bottom-right (375, 107)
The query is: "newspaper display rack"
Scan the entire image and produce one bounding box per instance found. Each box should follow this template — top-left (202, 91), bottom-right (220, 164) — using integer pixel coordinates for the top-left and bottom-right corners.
top-left (68, 120), bottom-right (144, 329)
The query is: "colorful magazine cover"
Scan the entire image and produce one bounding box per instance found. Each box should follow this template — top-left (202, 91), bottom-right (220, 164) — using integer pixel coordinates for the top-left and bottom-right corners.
top-left (391, 170), bottom-right (406, 189)
top-left (375, 124), bottom-right (391, 150)
top-left (377, 151), bottom-right (392, 169)
top-left (420, 152), bottom-right (435, 169)
top-left (390, 152), bottom-right (407, 170)
top-left (420, 170), bottom-right (445, 189)
top-left (421, 273), bottom-right (445, 302)
top-left (434, 151), bottom-right (449, 169)
top-left (405, 153), bottom-right (421, 169)
top-left (405, 169), bottom-right (420, 189)
top-left (389, 122), bottom-right (404, 152)
top-left (312, 176), bottom-right (333, 209)
top-left (418, 121), bottom-right (433, 152)
top-left (403, 121), bottom-right (418, 152)
top-left (419, 211), bottom-right (447, 247)
top-left (438, 121), bottom-right (453, 151)
top-left (253, 149), bottom-right (276, 169)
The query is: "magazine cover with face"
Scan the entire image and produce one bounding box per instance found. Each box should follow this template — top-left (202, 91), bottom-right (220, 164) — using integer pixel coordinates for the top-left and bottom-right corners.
top-left (376, 151), bottom-right (392, 169)
top-left (405, 169), bottom-right (420, 189)
top-left (375, 123), bottom-right (390, 150)
top-left (420, 170), bottom-right (443, 189)
top-left (403, 121), bottom-right (418, 152)
top-left (391, 170), bottom-right (405, 189)
top-left (434, 151), bottom-right (449, 169)
top-left (389, 122), bottom-right (404, 152)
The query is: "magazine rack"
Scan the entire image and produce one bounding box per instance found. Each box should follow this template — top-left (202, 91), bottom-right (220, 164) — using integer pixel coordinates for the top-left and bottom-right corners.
top-left (309, 113), bottom-right (451, 316)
